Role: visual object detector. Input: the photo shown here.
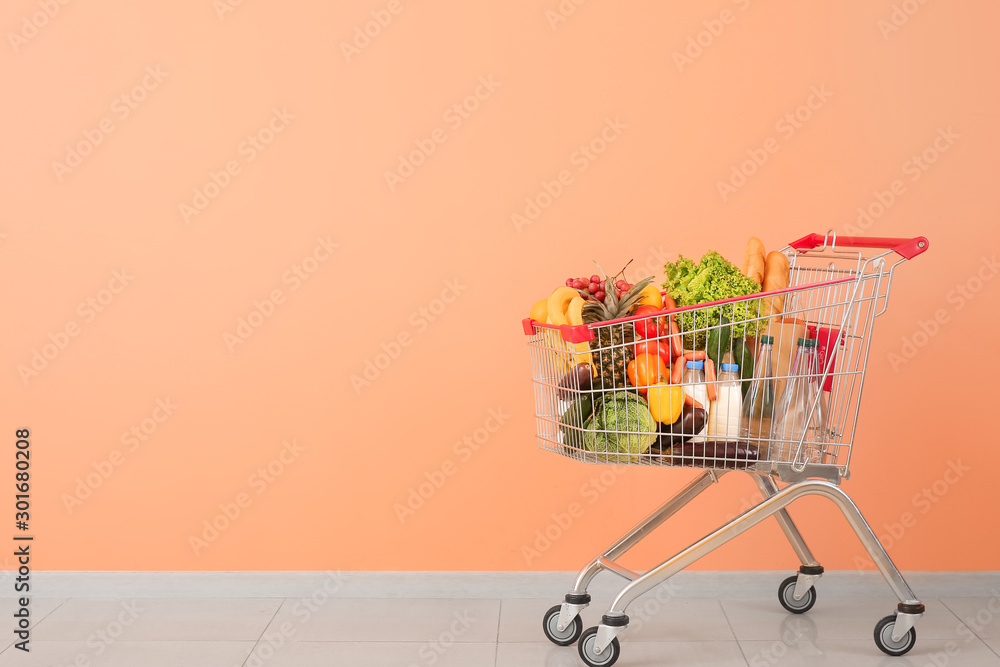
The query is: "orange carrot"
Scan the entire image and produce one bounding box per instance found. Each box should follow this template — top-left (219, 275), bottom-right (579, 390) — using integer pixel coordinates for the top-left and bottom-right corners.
top-left (668, 319), bottom-right (683, 357)
top-left (663, 295), bottom-right (677, 310)
top-left (684, 393), bottom-right (705, 410)
top-left (705, 359), bottom-right (717, 401)
top-left (671, 358), bottom-right (684, 385)
top-left (682, 350), bottom-right (708, 361)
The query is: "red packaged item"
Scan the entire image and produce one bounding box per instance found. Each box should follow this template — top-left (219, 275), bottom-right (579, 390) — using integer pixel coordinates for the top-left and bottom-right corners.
top-left (815, 326), bottom-right (843, 392)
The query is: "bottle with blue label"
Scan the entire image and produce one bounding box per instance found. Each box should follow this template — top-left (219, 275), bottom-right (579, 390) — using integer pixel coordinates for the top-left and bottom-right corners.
top-left (707, 363), bottom-right (742, 442)
top-left (682, 360), bottom-right (709, 443)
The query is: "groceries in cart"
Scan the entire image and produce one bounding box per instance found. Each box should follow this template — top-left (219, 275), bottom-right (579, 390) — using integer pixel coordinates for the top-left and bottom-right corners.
top-left (530, 232), bottom-right (931, 665)
top-left (526, 235), bottom-right (843, 470)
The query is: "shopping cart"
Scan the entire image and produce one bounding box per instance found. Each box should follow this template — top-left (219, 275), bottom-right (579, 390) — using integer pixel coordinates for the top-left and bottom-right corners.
top-left (522, 232), bottom-right (929, 666)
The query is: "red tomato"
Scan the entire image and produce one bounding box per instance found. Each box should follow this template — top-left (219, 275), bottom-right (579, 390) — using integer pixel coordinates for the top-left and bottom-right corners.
top-left (634, 340), bottom-right (672, 369)
top-left (633, 305), bottom-right (665, 339)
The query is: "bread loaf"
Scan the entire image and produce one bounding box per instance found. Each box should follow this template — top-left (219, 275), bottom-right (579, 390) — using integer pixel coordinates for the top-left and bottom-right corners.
top-left (743, 237), bottom-right (766, 285)
top-left (766, 317), bottom-right (807, 406)
top-left (762, 251), bottom-right (790, 316)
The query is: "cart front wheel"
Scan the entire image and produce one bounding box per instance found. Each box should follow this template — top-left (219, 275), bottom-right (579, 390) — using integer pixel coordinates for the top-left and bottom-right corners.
top-left (542, 605), bottom-right (582, 646)
top-left (874, 615), bottom-right (916, 656)
top-left (778, 575), bottom-right (817, 614)
top-left (578, 626), bottom-right (620, 667)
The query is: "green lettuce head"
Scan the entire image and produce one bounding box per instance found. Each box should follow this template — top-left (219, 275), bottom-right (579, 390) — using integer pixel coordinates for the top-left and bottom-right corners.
top-left (663, 250), bottom-right (763, 349)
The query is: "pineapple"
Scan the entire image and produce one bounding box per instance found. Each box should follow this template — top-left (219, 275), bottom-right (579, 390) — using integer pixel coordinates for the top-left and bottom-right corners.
top-left (582, 276), bottom-right (654, 390)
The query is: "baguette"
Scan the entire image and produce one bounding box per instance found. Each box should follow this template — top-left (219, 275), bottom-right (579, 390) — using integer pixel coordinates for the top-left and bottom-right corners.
top-left (762, 251), bottom-right (790, 316)
top-left (741, 237), bottom-right (765, 278)
top-left (744, 237), bottom-right (766, 286)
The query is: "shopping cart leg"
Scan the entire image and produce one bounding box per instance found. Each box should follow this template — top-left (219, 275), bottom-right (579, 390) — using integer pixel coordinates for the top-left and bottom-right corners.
top-left (751, 473), bottom-right (824, 611)
top-left (544, 469), bottom-right (724, 646)
top-left (581, 479), bottom-right (923, 660)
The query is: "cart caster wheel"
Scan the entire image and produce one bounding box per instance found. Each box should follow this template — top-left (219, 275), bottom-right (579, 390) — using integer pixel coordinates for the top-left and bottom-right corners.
top-left (542, 605), bottom-right (583, 646)
top-left (874, 614), bottom-right (917, 656)
top-left (778, 575), bottom-right (817, 614)
top-left (578, 626), bottom-right (620, 667)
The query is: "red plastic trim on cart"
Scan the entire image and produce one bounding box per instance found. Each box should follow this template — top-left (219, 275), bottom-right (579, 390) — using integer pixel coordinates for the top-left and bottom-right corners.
top-left (521, 318), bottom-right (595, 342)
top-left (522, 274), bottom-right (857, 341)
top-left (789, 233), bottom-right (929, 260)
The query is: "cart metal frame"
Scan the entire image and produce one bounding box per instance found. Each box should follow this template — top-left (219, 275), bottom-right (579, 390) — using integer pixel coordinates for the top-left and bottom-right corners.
top-left (526, 232), bottom-right (930, 665)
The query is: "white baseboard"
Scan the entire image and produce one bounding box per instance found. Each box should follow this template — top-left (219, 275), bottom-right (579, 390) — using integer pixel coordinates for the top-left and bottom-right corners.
top-left (5, 571), bottom-right (996, 599)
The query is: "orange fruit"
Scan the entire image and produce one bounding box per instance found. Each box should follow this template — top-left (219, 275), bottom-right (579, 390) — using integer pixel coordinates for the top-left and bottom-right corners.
top-left (529, 298), bottom-right (548, 322)
top-left (637, 284), bottom-right (663, 309)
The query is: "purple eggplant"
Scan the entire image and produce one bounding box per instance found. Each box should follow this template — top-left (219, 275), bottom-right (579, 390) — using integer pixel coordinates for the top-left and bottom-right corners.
top-left (652, 405), bottom-right (707, 453)
top-left (557, 363), bottom-right (593, 399)
top-left (670, 440), bottom-right (759, 469)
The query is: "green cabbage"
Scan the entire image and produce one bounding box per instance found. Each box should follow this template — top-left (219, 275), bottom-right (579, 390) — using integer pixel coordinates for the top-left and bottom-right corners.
top-left (663, 250), bottom-right (763, 349)
top-left (583, 391), bottom-right (657, 463)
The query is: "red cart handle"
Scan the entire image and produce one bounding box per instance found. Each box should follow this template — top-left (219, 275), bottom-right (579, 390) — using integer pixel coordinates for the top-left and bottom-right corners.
top-left (789, 233), bottom-right (928, 260)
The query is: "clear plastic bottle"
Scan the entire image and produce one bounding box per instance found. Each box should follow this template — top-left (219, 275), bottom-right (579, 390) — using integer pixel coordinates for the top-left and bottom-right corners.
top-left (806, 325), bottom-right (833, 454)
top-left (772, 338), bottom-right (826, 464)
top-left (682, 360), bottom-right (709, 443)
top-left (708, 363), bottom-right (742, 441)
top-left (739, 336), bottom-right (777, 458)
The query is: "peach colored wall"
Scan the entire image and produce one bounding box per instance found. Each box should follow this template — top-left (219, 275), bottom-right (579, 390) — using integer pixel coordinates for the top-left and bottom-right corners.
top-left (2, 0), bottom-right (998, 571)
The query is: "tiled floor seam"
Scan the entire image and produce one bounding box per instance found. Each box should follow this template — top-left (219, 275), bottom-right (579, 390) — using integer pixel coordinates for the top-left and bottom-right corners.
top-left (715, 597), bottom-right (752, 666)
top-left (0, 598), bottom-right (68, 656)
top-left (238, 597), bottom-right (286, 667)
top-left (493, 599), bottom-right (502, 667)
top-left (938, 598), bottom-right (987, 640)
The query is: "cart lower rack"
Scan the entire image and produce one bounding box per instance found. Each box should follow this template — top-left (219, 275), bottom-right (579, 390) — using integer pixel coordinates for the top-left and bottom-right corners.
top-left (524, 232), bottom-right (929, 666)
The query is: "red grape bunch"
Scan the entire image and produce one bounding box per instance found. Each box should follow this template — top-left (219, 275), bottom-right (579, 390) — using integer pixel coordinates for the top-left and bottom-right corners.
top-left (564, 274), bottom-right (633, 303)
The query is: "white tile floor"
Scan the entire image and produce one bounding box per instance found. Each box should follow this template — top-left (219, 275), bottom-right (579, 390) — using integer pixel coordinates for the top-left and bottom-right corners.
top-left (4, 584), bottom-right (1000, 666)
